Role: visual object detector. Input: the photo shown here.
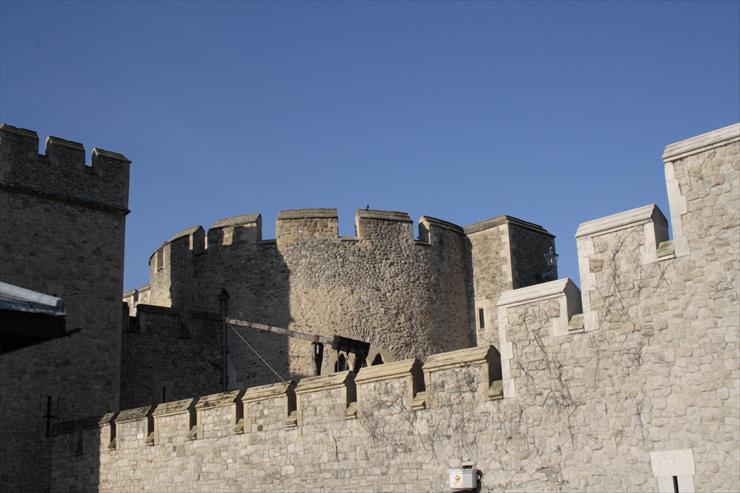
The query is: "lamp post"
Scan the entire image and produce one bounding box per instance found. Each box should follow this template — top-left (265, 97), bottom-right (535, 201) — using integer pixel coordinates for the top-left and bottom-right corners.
top-left (544, 245), bottom-right (559, 280)
top-left (218, 288), bottom-right (230, 392)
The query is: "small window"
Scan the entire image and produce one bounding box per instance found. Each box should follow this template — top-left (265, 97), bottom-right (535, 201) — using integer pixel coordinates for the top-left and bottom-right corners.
top-left (371, 354), bottom-right (384, 366)
top-left (478, 308), bottom-right (485, 329)
top-left (156, 248), bottom-right (164, 271)
top-left (673, 476), bottom-right (679, 493)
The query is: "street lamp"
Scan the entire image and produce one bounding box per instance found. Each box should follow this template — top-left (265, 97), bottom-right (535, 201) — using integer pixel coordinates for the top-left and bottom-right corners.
top-left (544, 245), bottom-right (559, 270)
top-left (536, 245), bottom-right (559, 283)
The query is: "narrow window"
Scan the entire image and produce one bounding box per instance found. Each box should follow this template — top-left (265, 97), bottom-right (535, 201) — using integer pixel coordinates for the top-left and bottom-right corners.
top-left (478, 308), bottom-right (485, 329)
top-left (335, 354), bottom-right (347, 372)
top-left (672, 476), bottom-right (679, 493)
top-left (372, 354), bottom-right (384, 366)
top-left (43, 395), bottom-right (55, 438)
top-left (161, 385), bottom-right (167, 403)
top-left (156, 248), bottom-right (164, 271)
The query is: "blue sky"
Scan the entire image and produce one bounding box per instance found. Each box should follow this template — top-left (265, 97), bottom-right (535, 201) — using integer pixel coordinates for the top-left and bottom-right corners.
top-left (1, 1), bottom-right (738, 291)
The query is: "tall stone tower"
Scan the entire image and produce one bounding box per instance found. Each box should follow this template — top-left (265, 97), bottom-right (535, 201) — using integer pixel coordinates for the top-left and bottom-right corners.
top-left (0, 124), bottom-right (130, 491)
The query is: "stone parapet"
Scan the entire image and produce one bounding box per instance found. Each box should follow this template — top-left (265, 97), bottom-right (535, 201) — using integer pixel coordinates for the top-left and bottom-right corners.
top-left (242, 381), bottom-right (296, 432)
top-left (55, 345), bottom-right (506, 452)
top-left (295, 371), bottom-right (357, 425)
top-left (115, 406), bottom-right (153, 449)
top-left (194, 390), bottom-right (243, 439)
top-left (422, 345), bottom-right (502, 407)
top-left (152, 398), bottom-right (196, 445)
top-left (662, 123), bottom-right (740, 161)
top-left (661, 123), bottom-right (740, 258)
top-left (0, 123), bottom-right (130, 211)
top-left (497, 278), bottom-right (582, 398)
top-left (355, 359), bottom-right (424, 414)
top-left (576, 204), bottom-right (669, 332)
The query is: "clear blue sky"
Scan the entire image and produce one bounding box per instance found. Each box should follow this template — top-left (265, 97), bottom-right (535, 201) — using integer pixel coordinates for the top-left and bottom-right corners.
top-left (1, 1), bottom-right (738, 291)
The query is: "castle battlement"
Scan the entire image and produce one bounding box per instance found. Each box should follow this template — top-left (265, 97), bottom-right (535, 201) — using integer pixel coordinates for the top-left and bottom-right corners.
top-left (53, 345), bottom-right (503, 449)
top-left (146, 208), bottom-right (473, 272)
top-left (0, 124), bottom-right (130, 210)
top-left (47, 123), bottom-right (739, 493)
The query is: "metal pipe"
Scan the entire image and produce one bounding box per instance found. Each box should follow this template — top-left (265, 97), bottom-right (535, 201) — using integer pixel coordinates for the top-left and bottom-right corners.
top-left (218, 289), bottom-right (230, 391)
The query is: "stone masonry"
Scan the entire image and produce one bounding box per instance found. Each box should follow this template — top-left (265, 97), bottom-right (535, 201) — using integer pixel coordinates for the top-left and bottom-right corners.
top-left (0, 125), bottom-right (130, 492)
top-left (121, 208), bottom-right (554, 406)
top-left (51, 123), bottom-right (739, 492)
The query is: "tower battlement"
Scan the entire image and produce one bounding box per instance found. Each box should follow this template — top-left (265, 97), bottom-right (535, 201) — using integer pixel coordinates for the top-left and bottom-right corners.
top-left (147, 208), bottom-right (472, 272)
top-left (0, 124), bottom-right (130, 211)
top-left (129, 205), bottom-right (554, 390)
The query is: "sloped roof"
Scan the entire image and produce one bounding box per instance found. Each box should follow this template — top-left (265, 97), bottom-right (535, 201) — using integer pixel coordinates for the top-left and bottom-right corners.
top-left (0, 281), bottom-right (68, 355)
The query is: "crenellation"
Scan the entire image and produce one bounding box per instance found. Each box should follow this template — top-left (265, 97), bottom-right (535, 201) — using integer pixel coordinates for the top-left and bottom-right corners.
top-left (210, 213), bottom-right (262, 246)
top-left (354, 359), bottom-right (424, 414)
top-left (152, 398), bottom-right (195, 445)
top-left (497, 278), bottom-right (582, 398)
top-left (195, 390), bottom-right (244, 439)
top-left (45, 135), bottom-right (86, 167)
top-left (276, 208), bottom-right (339, 245)
top-left (0, 123), bottom-right (130, 209)
top-left (54, 345), bottom-right (503, 450)
top-left (355, 209), bottom-right (413, 243)
top-left (576, 205), bottom-right (668, 332)
top-left (422, 345), bottom-right (501, 408)
top-left (0, 124), bottom-right (39, 159)
top-left (115, 406), bottom-right (153, 450)
top-left (19, 122), bottom-right (737, 492)
top-left (295, 371), bottom-right (356, 426)
top-left (242, 381), bottom-right (296, 433)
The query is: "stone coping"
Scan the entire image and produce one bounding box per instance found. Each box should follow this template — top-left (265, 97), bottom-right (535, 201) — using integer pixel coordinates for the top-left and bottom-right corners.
top-left (152, 398), bottom-right (195, 417)
top-left (169, 225), bottom-right (203, 243)
top-left (575, 204), bottom-right (665, 238)
top-left (211, 214), bottom-right (261, 229)
top-left (46, 135), bottom-right (84, 151)
top-left (662, 123), bottom-right (740, 161)
top-left (134, 304), bottom-right (177, 315)
top-left (0, 123), bottom-right (38, 139)
top-left (423, 345), bottom-right (494, 372)
top-left (497, 278), bottom-right (576, 307)
top-left (92, 147), bottom-right (130, 163)
top-left (99, 412), bottom-right (116, 427)
top-left (355, 359), bottom-right (421, 385)
top-left (464, 215), bottom-right (550, 236)
top-left (356, 209), bottom-right (412, 222)
top-left (242, 381), bottom-right (295, 402)
top-left (419, 216), bottom-right (464, 233)
top-left (123, 285), bottom-right (150, 299)
top-left (194, 390), bottom-right (243, 409)
top-left (116, 406), bottom-right (152, 423)
top-left (278, 208), bottom-right (338, 220)
top-left (295, 371), bottom-right (355, 395)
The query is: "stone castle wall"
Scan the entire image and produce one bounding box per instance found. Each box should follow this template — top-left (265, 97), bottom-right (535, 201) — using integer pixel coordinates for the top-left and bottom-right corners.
top-left (124, 206), bottom-right (553, 396)
top-left (0, 125), bottom-right (130, 491)
top-left (52, 124), bottom-right (740, 492)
